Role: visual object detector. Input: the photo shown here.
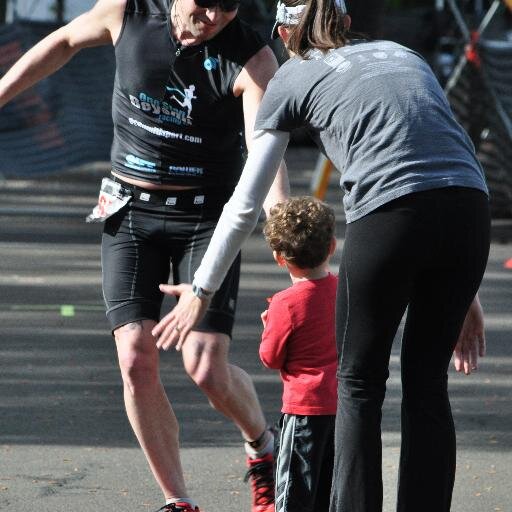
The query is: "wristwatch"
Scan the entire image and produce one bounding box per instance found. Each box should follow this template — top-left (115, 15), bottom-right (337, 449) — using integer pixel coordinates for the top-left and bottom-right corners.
top-left (192, 282), bottom-right (214, 300)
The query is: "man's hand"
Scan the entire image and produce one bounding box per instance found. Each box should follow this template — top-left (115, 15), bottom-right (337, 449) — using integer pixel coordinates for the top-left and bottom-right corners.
top-left (152, 284), bottom-right (210, 351)
top-left (453, 295), bottom-right (486, 375)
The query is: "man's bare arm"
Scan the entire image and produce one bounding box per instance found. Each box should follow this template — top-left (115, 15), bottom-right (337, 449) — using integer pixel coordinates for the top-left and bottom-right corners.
top-left (234, 46), bottom-right (290, 214)
top-left (0, 0), bottom-right (125, 108)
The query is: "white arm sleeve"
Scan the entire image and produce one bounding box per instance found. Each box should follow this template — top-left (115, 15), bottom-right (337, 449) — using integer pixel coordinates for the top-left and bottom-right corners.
top-left (193, 129), bottom-right (290, 291)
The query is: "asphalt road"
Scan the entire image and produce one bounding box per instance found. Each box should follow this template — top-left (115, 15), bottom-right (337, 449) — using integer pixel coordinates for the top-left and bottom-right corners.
top-left (0, 148), bottom-right (511, 512)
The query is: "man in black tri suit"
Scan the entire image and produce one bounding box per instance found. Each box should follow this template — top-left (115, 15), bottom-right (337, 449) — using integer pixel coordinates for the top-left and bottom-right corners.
top-left (0, 1), bottom-right (289, 511)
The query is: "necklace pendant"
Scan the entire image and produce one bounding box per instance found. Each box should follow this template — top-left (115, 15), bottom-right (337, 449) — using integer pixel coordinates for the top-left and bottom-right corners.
top-left (176, 48), bottom-right (181, 56)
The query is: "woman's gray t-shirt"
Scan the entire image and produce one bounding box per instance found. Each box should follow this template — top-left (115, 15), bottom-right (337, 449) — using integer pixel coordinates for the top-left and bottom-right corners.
top-left (255, 40), bottom-right (488, 222)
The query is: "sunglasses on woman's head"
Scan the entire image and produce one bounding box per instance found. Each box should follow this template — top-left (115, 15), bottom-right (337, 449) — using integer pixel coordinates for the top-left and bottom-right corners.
top-left (194, 0), bottom-right (240, 11)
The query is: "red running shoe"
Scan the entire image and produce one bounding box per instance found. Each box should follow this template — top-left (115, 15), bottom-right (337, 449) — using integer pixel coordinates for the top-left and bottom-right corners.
top-left (244, 453), bottom-right (275, 512)
top-left (154, 502), bottom-right (200, 512)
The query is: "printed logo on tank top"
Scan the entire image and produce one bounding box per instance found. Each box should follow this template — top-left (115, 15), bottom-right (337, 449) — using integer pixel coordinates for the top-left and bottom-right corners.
top-left (125, 154), bottom-right (157, 172)
top-left (123, 153), bottom-right (205, 176)
top-left (165, 85), bottom-right (198, 121)
top-left (128, 88), bottom-right (198, 128)
top-left (127, 88), bottom-right (205, 147)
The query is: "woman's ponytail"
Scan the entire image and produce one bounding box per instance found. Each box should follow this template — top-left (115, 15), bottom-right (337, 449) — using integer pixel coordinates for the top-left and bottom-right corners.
top-left (285, 0), bottom-right (349, 57)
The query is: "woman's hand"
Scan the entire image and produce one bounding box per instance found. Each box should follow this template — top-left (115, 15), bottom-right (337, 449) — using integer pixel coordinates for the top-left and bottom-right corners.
top-left (152, 284), bottom-right (210, 351)
top-left (453, 295), bottom-right (486, 375)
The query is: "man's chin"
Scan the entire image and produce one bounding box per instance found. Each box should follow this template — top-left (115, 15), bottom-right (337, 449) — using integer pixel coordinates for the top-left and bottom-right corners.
top-left (193, 21), bottom-right (221, 39)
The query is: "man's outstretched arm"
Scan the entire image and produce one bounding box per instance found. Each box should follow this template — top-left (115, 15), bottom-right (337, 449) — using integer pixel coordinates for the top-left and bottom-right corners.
top-left (0, 0), bottom-right (125, 108)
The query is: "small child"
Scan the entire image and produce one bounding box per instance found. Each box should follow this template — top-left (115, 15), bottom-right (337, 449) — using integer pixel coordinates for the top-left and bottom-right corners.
top-left (260, 196), bottom-right (338, 512)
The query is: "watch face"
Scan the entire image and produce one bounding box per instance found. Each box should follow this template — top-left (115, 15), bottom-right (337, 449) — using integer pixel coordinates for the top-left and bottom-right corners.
top-left (192, 284), bottom-right (204, 298)
top-left (193, 284), bottom-right (212, 298)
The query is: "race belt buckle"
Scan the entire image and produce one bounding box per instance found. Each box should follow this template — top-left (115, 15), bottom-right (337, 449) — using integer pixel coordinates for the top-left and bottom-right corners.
top-left (86, 177), bottom-right (132, 223)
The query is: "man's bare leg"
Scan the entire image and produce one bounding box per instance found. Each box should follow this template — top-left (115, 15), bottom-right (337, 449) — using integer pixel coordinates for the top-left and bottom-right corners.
top-left (181, 331), bottom-right (267, 441)
top-left (181, 331), bottom-right (275, 512)
top-left (115, 320), bottom-right (188, 501)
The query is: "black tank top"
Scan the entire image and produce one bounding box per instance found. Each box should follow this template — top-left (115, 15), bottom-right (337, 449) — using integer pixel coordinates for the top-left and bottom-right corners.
top-left (110, 0), bottom-right (265, 188)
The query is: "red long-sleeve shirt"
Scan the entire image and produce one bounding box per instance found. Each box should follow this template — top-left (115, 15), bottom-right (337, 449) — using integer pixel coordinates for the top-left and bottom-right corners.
top-left (260, 274), bottom-right (338, 415)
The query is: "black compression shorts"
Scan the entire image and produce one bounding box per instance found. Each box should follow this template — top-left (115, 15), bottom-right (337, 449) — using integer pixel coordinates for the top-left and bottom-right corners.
top-left (101, 179), bottom-right (240, 336)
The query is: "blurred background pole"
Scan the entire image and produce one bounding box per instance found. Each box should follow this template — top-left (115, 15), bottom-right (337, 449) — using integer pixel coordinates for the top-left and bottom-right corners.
top-left (0, 0), bottom-right (7, 23)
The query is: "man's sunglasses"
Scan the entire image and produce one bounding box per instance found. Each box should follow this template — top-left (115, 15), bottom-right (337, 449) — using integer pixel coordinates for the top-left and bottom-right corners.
top-left (195, 0), bottom-right (240, 11)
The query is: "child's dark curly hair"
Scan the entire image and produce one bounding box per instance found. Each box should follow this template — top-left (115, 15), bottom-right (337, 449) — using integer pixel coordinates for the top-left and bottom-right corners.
top-left (263, 196), bottom-right (335, 269)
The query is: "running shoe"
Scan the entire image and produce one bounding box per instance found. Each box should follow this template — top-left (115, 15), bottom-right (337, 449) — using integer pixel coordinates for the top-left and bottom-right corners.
top-left (154, 502), bottom-right (200, 512)
top-left (244, 452), bottom-right (275, 512)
